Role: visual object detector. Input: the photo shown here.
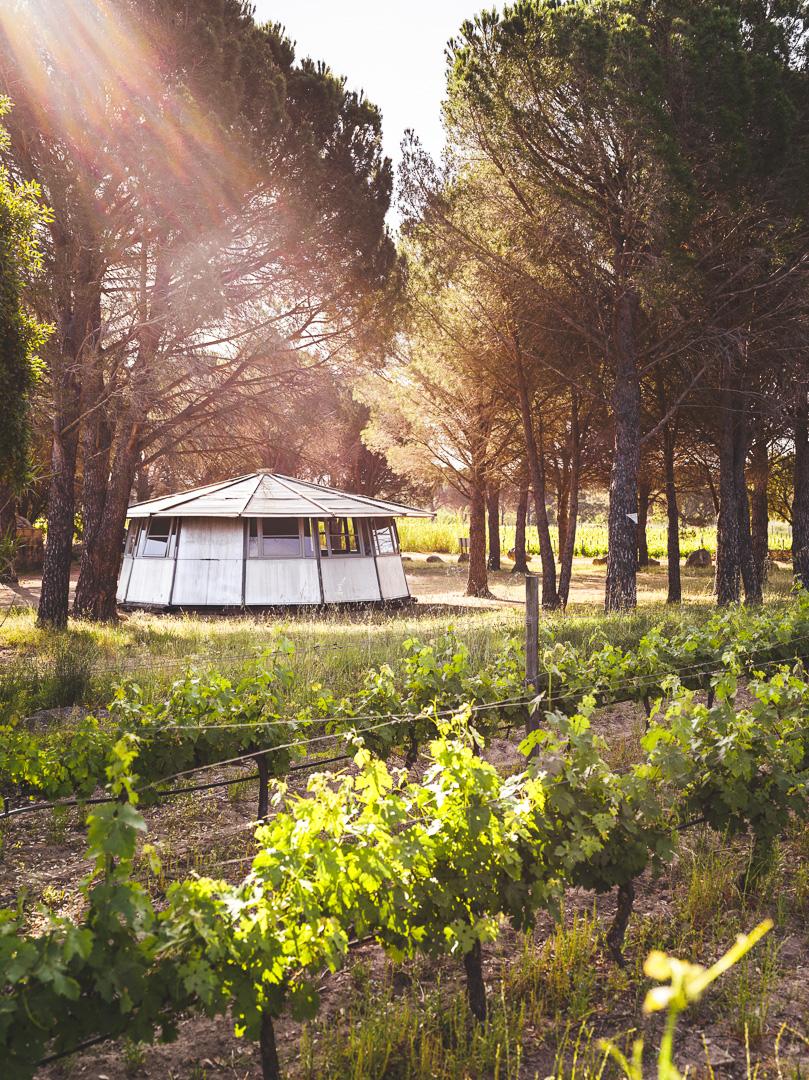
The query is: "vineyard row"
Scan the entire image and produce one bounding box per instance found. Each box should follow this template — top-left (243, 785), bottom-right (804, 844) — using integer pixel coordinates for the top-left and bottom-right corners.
top-left (3, 599), bottom-right (809, 1076)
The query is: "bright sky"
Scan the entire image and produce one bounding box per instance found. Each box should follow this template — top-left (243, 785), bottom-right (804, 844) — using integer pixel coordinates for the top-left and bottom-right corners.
top-left (253, 0), bottom-right (480, 197)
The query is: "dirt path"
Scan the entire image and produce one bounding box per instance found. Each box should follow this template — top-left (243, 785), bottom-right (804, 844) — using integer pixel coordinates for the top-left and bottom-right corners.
top-left (0, 567), bottom-right (77, 615)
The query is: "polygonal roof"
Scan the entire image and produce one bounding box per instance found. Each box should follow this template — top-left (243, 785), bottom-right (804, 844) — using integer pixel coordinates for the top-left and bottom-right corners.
top-left (127, 472), bottom-right (434, 519)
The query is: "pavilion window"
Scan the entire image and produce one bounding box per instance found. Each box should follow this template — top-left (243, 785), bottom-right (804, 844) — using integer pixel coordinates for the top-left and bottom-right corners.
top-left (125, 521), bottom-right (141, 556)
top-left (247, 518), bottom-right (313, 558)
top-left (262, 518), bottom-right (300, 557)
top-left (303, 518), bottom-right (315, 557)
top-left (328, 517), bottom-right (362, 555)
top-left (316, 517), bottom-right (368, 556)
top-left (142, 517), bottom-right (176, 557)
top-left (370, 518), bottom-right (398, 555)
top-left (247, 518), bottom-right (259, 557)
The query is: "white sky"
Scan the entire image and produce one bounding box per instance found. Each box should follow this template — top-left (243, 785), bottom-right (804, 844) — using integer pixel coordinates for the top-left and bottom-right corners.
top-left (253, 0), bottom-right (479, 201)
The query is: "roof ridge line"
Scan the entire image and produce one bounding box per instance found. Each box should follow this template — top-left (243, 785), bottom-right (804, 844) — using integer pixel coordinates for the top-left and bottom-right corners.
top-left (270, 474), bottom-right (333, 516)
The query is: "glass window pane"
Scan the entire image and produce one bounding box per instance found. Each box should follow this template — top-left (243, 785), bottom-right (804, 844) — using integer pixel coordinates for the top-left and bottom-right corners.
top-left (262, 535), bottom-right (301, 557)
top-left (328, 519), bottom-right (346, 553)
top-left (251, 518), bottom-right (302, 557)
top-left (143, 517), bottom-right (172, 557)
top-left (303, 519), bottom-right (314, 557)
top-left (125, 522), bottom-right (140, 555)
top-left (148, 518), bottom-right (171, 538)
top-left (318, 520), bottom-right (329, 556)
top-left (347, 519), bottom-right (360, 553)
top-left (328, 517), bottom-right (360, 554)
top-left (247, 518), bottom-right (259, 557)
top-left (372, 518), bottom-right (396, 555)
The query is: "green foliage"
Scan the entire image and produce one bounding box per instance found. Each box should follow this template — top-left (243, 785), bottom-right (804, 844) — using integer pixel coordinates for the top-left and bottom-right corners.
top-left (0, 639), bottom-right (302, 804)
top-left (524, 703), bottom-right (674, 892)
top-left (9, 594), bottom-right (809, 813)
top-left (107, 640), bottom-right (301, 790)
top-left (3, 606), bottom-right (809, 1077)
top-left (320, 630), bottom-right (526, 758)
top-left (0, 97), bottom-right (51, 492)
top-left (645, 666), bottom-right (809, 856)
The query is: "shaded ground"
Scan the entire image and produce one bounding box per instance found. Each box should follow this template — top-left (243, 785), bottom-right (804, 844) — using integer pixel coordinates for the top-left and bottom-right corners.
top-left (0, 555), bottom-right (794, 618)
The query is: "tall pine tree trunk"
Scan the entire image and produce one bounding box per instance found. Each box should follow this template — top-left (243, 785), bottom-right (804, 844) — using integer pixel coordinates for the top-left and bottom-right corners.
top-left (38, 243), bottom-right (101, 629)
top-left (135, 457), bottom-right (151, 502)
top-left (73, 372), bottom-right (113, 616)
top-left (793, 379), bottom-right (809, 589)
top-left (558, 392), bottom-right (581, 607)
top-left (514, 348), bottom-right (559, 609)
top-left (512, 471), bottom-right (529, 574)
top-left (749, 439), bottom-right (769, 589)
top-left (556, 465), bottom-right (570, 568)
top-left (636, 479), bottom-right (651, 567)
top-left (74, 249), bottom-right (167, 621)
top-left (465, 483), bottom-right (490, 597)
top-left (733, 399), bottom-right (760, 604)
top-left (487, 484), bottom-right (501, 570)
top-left (37, 347), bottom-right (82, 628)
top-left (715, 381), bottom-right (741, 606)
top-left (605, 288), bottom-right (641, 612)
top-left (74, 428), bottom-right (141, 622)
top-left (662, 421), bottom-right (681, 603)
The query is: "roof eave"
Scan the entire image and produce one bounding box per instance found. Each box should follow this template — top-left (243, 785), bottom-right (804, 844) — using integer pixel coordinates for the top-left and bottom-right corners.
top-left (127, 507), bottom-right (435, 519)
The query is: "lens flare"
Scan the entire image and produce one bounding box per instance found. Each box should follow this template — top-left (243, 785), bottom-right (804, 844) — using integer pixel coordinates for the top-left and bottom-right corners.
top-left (0, 0), bottom-right (257, 219)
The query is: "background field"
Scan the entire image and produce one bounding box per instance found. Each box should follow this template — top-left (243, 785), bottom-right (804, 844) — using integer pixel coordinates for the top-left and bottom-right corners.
top-left (398, 513), bottom-right (793, 558)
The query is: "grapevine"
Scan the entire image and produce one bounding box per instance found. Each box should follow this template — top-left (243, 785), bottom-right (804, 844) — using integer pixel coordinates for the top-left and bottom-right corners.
top-left (6, 600), bottom-right (809, 1076)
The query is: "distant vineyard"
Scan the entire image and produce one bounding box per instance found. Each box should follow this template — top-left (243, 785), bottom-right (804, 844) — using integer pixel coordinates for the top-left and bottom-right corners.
top-left (398, 515), bottom-right (793, 559)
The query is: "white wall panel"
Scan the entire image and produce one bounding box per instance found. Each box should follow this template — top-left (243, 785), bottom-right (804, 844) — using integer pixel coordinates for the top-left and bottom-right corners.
top-left (177, 520), bottom-right (243, 559)
top-left (321, 557), bottom-right (381, 603)
top-left (167, 521), bottom-right (244, 605)
top-left (245, 559), bottom-right (320, 605)
top-left (172, 559), bottom-right (242, 606)
top-left (116, 556), bottom-right (134, 602)
top-left (377, 556), bottom-right (409, 600)
top-left (125, 559), bottom-right (175, 606)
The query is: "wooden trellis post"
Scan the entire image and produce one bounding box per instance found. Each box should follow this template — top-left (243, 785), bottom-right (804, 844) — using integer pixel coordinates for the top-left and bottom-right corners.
top-left (524, 574), bottom-right (539, 738)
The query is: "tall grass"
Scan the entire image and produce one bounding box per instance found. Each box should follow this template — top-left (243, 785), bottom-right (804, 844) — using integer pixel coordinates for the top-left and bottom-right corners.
top-left (0, 586), bottom-right (791, 718)
top-left (0, 633), bottom-right (100, 719)
top-left (300, 973), bottom-right (526, 1080)
top-left (398, 514), bottom-right (793, 558)
top-left (0, 605), bottom-right (524, 716)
